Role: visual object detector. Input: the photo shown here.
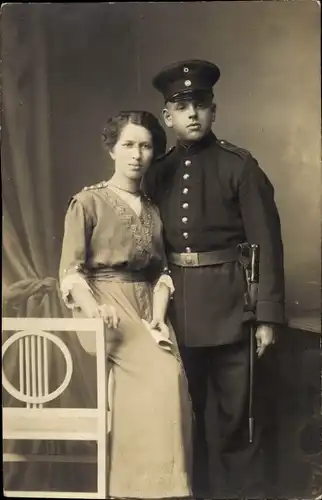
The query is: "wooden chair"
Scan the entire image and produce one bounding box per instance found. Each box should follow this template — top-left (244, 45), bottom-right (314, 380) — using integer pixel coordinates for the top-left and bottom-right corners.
top-left (2, 317), bottom-right (109, 499)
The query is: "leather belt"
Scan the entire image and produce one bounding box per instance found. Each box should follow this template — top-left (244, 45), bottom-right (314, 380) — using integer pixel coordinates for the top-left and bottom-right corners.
top-left (168, 248), bottom-right (239, 268)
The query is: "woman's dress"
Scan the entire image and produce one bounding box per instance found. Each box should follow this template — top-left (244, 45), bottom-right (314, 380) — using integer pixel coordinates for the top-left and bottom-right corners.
top-left (59, 182), bottom-right (193, 499)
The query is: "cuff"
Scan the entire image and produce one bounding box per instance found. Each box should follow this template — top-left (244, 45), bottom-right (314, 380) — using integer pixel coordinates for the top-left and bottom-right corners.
top-left (154, 274), bottom-right (175, 297)
top-left (60, 272), bottom-right (93, 310)
top-left (256, 300), bottom-right (286, 325)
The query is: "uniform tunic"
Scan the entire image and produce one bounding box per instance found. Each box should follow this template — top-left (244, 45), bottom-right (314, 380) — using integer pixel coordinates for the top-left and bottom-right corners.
top-left (59, 183), bottom-right (193, 499)
top-left (144, 132), bottom-right (285, 347)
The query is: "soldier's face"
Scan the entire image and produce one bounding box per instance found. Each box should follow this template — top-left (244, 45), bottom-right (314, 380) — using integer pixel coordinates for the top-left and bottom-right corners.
top-left (109, 123), bottom-right (154, 180)
top-left (162, 98), bottom-right (216, 142)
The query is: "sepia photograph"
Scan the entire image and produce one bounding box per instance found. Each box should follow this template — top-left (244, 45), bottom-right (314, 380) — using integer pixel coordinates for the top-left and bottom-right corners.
top-left (1, 2), bottom-right (321, 499)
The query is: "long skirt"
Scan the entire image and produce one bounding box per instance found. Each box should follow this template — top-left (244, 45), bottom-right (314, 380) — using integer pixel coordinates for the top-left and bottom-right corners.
top-left (74, 278), bottom-right (193, 499)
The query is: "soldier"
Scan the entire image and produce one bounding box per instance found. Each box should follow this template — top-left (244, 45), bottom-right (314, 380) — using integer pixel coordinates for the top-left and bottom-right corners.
top-left (144, 60), bottom-right (286, 498)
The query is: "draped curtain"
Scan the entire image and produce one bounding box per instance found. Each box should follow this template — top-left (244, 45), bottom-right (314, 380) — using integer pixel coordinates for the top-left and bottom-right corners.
top-left (2, 5), bottom-right (97, 492)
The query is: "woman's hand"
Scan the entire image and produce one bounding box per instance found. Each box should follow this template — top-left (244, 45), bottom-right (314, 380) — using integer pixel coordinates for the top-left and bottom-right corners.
top-left (89, 303), bottom-right (120, 329)
top-left (148, 317), bottom-right (170, 339)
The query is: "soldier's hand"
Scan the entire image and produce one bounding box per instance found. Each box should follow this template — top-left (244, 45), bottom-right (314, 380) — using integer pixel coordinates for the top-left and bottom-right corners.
top-left (255, 324), bottom-right (275, 357)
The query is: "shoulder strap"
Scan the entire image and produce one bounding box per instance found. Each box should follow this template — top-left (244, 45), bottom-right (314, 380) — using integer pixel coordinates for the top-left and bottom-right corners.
top-left (217, 139), bottom-right (251, 160)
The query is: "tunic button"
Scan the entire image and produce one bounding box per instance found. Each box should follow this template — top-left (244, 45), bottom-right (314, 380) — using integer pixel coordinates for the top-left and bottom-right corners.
top-left (185, 247), bottom-right (192, 253)
top-left (182, 217), bottom-right (188, 224)
top-left (183, 232), bottom-right (189, 239)
top-left (184, 160), bottom-right (191, 167)
top-left (183, 173), bottom-right (190, 180)
top-left (182, 202), bottom-right (189, 209)
top-left (183, 187), bottom-right (189, 195)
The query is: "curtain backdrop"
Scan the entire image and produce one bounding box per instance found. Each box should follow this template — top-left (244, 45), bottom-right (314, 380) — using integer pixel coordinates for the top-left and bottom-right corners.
top-left (2, 2), bottom-right (320, 496)
top-left (2, 5), bottom-right (98, 492)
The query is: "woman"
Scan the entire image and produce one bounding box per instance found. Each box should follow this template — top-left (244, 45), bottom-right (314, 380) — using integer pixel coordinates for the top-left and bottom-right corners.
top-left (59, 111), bottom-right (193, 499)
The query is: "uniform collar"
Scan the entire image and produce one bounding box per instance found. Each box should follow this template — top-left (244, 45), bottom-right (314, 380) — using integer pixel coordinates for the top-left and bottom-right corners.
top-left (176, 131), bottom-right (217, 155)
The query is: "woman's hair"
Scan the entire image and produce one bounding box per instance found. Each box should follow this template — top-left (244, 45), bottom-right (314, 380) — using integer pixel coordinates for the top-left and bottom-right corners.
top-left (101, 110), bottom-right (167, 160)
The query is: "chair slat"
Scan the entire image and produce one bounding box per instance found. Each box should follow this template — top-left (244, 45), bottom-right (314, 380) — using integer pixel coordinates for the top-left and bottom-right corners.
top-left (31, 335), bottom-right (37, 408)
top-left (3, 407), bottom-right (99, 441)
top-left (43, 336), bottom-right (49, 396)
top-left (37, 335), bottom-right (43, 408)
top-left (19, 338), bottom-right (25, 394)
top-left (25, 336), bottom-right (31, 409)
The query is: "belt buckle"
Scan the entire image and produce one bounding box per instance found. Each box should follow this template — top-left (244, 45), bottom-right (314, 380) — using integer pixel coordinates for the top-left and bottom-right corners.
top-left (183, 252), bottom-right (199, 266)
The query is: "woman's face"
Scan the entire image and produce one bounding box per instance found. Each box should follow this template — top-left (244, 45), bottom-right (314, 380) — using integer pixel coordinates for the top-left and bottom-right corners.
top-left (109, 122), bottom-right (154, 181)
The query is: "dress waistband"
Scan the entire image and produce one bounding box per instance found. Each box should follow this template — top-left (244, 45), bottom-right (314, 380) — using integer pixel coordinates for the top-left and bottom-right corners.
top-left (86, 267), bottom-right (150, 282)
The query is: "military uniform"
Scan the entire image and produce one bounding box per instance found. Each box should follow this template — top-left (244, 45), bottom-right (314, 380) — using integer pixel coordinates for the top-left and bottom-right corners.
top-left (145, 132), bottom-right (285, 347)
top-left (145, 60), bottom-right (286, 498)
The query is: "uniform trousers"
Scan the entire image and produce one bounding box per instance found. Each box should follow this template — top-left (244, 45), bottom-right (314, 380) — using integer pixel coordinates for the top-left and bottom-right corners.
top-left (178, 334), bottom-right (263, 499)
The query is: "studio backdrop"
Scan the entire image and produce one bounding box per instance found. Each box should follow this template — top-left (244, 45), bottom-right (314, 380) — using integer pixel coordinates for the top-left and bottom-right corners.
top-left (2, 1), bottom-right (321, 494)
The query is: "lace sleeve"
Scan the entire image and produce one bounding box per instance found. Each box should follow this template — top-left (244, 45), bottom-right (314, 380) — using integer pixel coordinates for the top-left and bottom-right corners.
top-left (59, 196), bottom-right (94, 309)
top-left (60, 270), bottom-right (94, 310)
